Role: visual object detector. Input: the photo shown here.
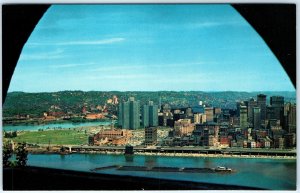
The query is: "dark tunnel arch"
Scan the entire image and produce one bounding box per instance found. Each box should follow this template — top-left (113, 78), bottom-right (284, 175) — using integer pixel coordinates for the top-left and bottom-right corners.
top-left (2, 4), bottom-right (296, 104)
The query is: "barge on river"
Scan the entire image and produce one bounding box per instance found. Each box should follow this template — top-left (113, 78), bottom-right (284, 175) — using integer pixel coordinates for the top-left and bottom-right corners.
top-left (91, 165), bottom-right (234, 173)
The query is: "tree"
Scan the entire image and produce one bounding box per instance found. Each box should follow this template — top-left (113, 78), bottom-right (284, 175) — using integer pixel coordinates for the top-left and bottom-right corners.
top-left (3, 141), bottom-right (13, 167)
top-left (16, 142), bottom-right (28, 167)
top-left (12, 131), bottom-right (17, 138)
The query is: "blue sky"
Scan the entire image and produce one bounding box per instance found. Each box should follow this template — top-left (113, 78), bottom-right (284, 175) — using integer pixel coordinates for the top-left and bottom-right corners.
top-left (9, 4), bottom-right (295, 92)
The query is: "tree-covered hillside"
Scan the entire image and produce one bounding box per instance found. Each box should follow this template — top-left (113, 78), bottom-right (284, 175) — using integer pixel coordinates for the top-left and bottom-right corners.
top-left (3, 91), bottom-right (296, 118)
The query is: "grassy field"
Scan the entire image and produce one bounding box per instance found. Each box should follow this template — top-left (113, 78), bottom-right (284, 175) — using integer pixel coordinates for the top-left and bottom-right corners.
top-left (11, 129), bottom-right (88, 145)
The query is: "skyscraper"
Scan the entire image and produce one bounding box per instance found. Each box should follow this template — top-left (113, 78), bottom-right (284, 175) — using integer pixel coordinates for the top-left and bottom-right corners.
top-left (270, 96), bottom-right (284, 107)
top-left (270, 96), bottom-right (284, 125)
top-left (205, 107), bottom-right (214, 122)
top-left (118, 97), bottom-right (140, 129)
top-left (129, 97), bottom-right (140, 129)
top-left (149, 101), bottom-right (158, 127)
top-left (266, 106), bottom-right (276, 120)
top-left (248, 98), bottom-right (257, 125)
top-left (257, 94), bottom-right (267, 124)
top-left (288, 103), bottom-right (296, 134)
top-left (253, 107), bottom-right (261, 130)
top-left (158, 97), bottom-right (162, 111)
top-left (118, 103), bottom-right (122, 127)
top-left (141, 105), bottom-right (149, 128)
top-left (118, 100), bottom-right (130, 129)
top-left (239, 105), bottom-right (248, 129)
top-left (236, 101), bottom-right (243, 116)
top-left (142, 101), bottom-right (158, 128)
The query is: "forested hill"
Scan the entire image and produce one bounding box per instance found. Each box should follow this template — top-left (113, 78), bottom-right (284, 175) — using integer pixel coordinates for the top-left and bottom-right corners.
top-left (3, 91), bottom-right (296, 118)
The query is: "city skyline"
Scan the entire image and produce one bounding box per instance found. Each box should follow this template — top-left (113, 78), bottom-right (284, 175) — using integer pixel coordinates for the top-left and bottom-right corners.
top-left (8, 4), bottom-right (295, 92)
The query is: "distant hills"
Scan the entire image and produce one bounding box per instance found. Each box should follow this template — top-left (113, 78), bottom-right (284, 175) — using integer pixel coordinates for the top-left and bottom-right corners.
top-left (3, 91), bottom-right (296, 118)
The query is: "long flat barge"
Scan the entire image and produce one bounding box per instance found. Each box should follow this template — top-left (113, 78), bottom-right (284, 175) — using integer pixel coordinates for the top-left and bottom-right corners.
top-left (91, 165), bottom-right (232, 173)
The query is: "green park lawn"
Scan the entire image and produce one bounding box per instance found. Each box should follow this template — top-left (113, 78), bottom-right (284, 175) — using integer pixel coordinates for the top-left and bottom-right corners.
top-left (12, 129), bottom-right (88, 145)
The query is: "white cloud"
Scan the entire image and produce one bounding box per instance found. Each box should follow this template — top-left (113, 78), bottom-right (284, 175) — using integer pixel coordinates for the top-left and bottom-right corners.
top-left (28, 38), bottom-right (125, 46)
top-left (49, 62), bottom-right (96, 69)
top-left (193, 22), bottom-right (222, 28)
top-left (19, 49), bottom-right (64, 61)
top-left (187, 21), bottom-right (247, 29)
top-left (91, 65), bottom-right (145, 72)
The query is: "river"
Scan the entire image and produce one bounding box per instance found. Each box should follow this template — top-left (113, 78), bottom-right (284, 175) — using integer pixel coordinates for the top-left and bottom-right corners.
top-left (3, 121), bottom-right (114, 131)
top-left (27, 153), bottom-right (296, 190)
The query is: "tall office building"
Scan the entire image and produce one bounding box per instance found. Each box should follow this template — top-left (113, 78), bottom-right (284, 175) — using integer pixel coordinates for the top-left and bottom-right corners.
top-left (158, 97), bottom-right (162, 111)
top-left (288, 103), bottom-right (296, 134)
top-left (253, 107), bottom-right (261, 130)
top-left (236, 101), bottom-right (242, 116)
top-left (270, 96), bottom-right (284, 125)
top-left (118, 103), bottom-right (122, 127)
top-left (266, 106), bottom-right (276, 120)
top-left (149, 101), bottom-right (158, 127)
top-left (248, 98), bottom-right (257, 124)
top-left (118, 100), bottom-right (130, 129)
top-left (118, 97), bottom-right (140, 129)
top-left (239, 105), bottom-right (248, 129)
top-left (283, 102), bottom-right (291, 131)
top-left (129, 97), bottom-right (140, 129)
top-left (205, 107), bottom-right (214, 122)
top-left (270, 96), bottom-right (284, 107)
top-left (243, 101), bottom-right (249, 109)
top-left (142, 101), bottom-right (158, 128)
top-left (257, 94), bottom-right (267, 124)
top-left (141, 105), bottom-right (149, 128)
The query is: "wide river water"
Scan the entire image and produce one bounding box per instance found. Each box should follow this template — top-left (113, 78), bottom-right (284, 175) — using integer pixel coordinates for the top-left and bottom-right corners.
top-left (3, 121), bottom-right (114, 131)
top-left (27, 153), bottom-right (296, 190)
top-left (4, 122), bottom-right (297, 190)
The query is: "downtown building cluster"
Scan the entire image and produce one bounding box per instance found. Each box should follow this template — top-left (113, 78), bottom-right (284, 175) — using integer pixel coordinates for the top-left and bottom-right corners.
top-left (117, 94), bottom-right (296, 149)
top-left (118, 97), bottom-right (158, 146)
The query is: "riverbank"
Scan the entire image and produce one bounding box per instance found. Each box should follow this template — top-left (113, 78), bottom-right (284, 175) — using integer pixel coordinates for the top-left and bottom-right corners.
top-left (133, 151), bottom-right (296, 159)
top-left (26, 149), bottom-right (296, 160)
top-left (3, 120), bottom-right (115, 132)
top-left (3, 118), bottom-right (114, 126)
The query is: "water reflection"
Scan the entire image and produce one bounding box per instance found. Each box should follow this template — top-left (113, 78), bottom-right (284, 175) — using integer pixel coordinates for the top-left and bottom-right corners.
top-left (87, 154), bottom-right (98, 162)
top-left (124, 155), bottom-right (134, 162)
top-left (59, 154), bottom-right (66, 161)
top-left (203, 157), bottom-right (211, 168)
top-left (145, 156), bottom-right (157, 167)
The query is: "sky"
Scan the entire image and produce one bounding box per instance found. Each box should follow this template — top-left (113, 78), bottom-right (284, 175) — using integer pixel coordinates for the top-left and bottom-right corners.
top-left (8, 4), bottom-right (295, 92)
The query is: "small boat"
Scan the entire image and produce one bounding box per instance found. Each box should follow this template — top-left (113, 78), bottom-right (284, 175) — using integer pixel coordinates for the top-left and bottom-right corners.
top-left (214, 166), bottom-right (232, 172)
